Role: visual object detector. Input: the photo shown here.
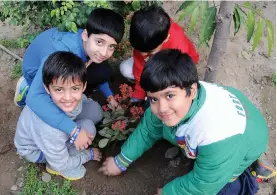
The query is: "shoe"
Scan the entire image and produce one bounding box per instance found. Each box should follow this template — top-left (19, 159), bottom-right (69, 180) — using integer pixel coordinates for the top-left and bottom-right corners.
top-left (46, 165), bottom-right (86, 181)
top-left (126, 78), bottom-right (135, 84)
top-left (252, 159), bottom-right (276, 180)
top-left (14, 76), bottom-right (29, 107)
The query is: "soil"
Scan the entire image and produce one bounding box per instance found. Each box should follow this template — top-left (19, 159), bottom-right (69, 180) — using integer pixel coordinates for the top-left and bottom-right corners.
top-left (0, 1), bottom-right (275, 195)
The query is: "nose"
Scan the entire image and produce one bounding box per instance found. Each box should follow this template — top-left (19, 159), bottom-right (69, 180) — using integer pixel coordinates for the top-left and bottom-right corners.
top-left (159, 100), bottom-right (169, 113)
top-left (100, 46), bottom-right (108, 57)
top-left (64, 90), bottom-right (71, 101)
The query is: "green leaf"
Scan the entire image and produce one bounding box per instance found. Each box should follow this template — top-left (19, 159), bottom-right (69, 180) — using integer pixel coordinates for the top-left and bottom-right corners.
top-left (243, 2), bottom-right (252, 9)
top-left (66, 3), bottom-right (72, 9)
top-left (189, 6), bottom-right (199, 35)
top-left (107, 104), bottom-right (113, 110)
top-left (247, 10), bottom-right (255, 42)
top-left (103, 118), bottom-right (113, 124)
top-left (131, 0), bottom-right (141, 11)
top-left (252, 18), bottom-right (264, 51)
top-left (98, 127), bottom-right (109, 136)
top-left (103, 111), bottom-right (111, 119)
top-left (111, 135), bottom-right (117, 141)
top-left (50, 9), bottom-right (56, 18)
top-left (178, 1), bottom-right (199, 22)
top-left (116, 116), bottom-right (129, 120)
top-left (235, 6), bottom-right (247, 28)
top-left (99, 138), bottom-right (109, 148)
top-left (200, 1), bottom-right (208, 23)
top-left (266, 20), bottom-right (274, 56)
top-left (176, 1), bottom-right (194, 14)
top-left (233, 8), bottom-right (240, 35)
top-left (114, 130), bottom-right (120, 136)
top-left (198, 6), bottom-right (217, 48)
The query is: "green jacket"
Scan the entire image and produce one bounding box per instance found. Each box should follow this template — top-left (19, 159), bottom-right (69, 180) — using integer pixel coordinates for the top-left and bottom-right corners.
top-left (119, 82), bottom-right (268, 195)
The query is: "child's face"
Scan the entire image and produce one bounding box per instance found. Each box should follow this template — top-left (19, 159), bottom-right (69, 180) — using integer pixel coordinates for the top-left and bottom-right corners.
top-left (82, 30), bottom-right (117, 63)
top-left (147, 84), bottom-right (197, 127)
top-left (45, 77), bottom-right (86, 113)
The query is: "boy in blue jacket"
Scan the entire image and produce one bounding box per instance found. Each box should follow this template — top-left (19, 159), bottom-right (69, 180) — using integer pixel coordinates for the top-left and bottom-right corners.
top-left (14, 8), bottom-right (124, 150)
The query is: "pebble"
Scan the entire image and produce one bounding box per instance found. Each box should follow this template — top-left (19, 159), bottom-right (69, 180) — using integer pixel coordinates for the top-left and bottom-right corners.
top-left (165, 147), bottom-right (180, 159)
top-left (10, 185), bottom-right (18, 191)
top-left (17, 167), bottom-right (23, 172)
top-left (41, 172), bottom-right (51, 182)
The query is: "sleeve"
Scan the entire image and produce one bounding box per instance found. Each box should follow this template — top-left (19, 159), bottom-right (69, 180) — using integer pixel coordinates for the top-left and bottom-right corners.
top-left (119, 108), bottom-right (163, 165)
top-left (132, 51), bottom-right (146, 100)
top-left (162, 134), bottom-right (244, 195)
top-left (38, 131), bottom-right (91, 172)
top-left (98, 82), bottom-right (113, 98)
top-left (179, 33), bottom-right (199, 64)
top-left (26, 56), bottom-right (76, 135)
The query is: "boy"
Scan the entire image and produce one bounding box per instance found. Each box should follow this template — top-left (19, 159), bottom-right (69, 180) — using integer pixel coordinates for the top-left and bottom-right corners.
top-left (15, 51), bottom-right (102, 180)
top-left (100, 49), bottom-right (275, 194)
top-left (119, 5), bottom-right (199, 103)
top-left (14, 8), bottom-right (125, 150)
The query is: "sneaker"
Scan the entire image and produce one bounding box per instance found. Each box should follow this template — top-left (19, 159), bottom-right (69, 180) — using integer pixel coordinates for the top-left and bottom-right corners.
top-left (46, 165), bottom-right (86, 181)
top-left (14, 76), bottom-right (29, 107)
top-left (252, 159), bottom-right (276, 180)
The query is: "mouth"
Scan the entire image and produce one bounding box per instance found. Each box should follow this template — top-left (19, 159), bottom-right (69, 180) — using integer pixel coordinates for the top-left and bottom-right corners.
top-left (62, 102), bottom-right (75, 107)
top-left (96, 55), bottom-right (105, 62)
top-left (159, 113), bottom-right (174, 120)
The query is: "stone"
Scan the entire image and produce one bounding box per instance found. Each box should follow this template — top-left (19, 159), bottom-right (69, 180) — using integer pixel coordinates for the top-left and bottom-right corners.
top-left (10, 185), bottom-right (18, 191)
top-left (15, 177), bottom-right (23, 187)
top-left (0, 143), bottom-right (11, 154)
top-left (168, 157), bottom-right (181, 168)
top-left (165, 147), bottom-right (180, 159)
top-left (17, 167), bottom-right (23, 172)
top-left (41, 172), bottom-right (51, 182)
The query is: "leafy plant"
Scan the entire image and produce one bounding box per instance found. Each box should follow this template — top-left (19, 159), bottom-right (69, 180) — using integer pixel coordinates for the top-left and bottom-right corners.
top-left (177, 1), bottom-right (275, 56)
top-left (21, 164), bottom-right (77, 195)
top-left (98, 84), bottom-right (144, 148)
top-left (11, 61), bottom-right (22, 80)
top-left (272, 72), bottom-right (276, 86)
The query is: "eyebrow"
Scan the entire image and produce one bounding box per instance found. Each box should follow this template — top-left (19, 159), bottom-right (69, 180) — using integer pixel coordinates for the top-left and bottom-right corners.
top-left (51, 84), bottom-right (82, 87)
top-left (147, 90), bottom-right (176, 99)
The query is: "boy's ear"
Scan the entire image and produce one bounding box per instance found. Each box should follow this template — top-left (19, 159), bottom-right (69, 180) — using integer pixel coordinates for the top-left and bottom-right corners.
top-left (43, 84), bottom-right (50, 94)
top-left (190, 83), bottom-right (197, 99)
top-left (82, 82), bottom-right (87, 92)
top-left (81, 29), bottom-right (89, 42)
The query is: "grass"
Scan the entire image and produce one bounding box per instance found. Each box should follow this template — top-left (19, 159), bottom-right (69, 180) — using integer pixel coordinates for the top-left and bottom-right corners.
top-left (11, 61), bottom-right (22, 80)
top-left (272, 72), bottom-right (276, 86)
top-left (21, 164), bottom-right (77, 195)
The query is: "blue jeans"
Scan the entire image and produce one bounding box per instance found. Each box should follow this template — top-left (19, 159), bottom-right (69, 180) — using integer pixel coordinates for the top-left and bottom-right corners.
top-left (217, 169), bottom-right (259, 195)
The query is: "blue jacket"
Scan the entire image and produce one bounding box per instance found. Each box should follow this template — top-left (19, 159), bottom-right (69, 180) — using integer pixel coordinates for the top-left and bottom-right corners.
top-left (25, 28), bottom-right (112, 134)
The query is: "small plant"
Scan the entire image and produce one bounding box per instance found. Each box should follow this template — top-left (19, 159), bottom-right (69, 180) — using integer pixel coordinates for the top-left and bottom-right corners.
top-left (11, 62), bottom-right (22, 80)
top-left (272, 72), bottom-right (276, 86)
top-left (21, 164), bottom-right (77, 195)
top-left (98, 84), bottom-right (144, 148)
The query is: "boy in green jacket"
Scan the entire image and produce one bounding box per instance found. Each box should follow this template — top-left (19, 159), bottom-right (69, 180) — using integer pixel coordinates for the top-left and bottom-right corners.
top-left (99, 49), bottom-right (274, 194)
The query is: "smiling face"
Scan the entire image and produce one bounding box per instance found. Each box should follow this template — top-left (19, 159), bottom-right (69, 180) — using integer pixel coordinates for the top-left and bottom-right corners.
top-left (44, 77), bottom-right (86, 113)
top-left (82, 30), bottom-right (117, 63)
top-left (147, 84), bottom-right (197, 127)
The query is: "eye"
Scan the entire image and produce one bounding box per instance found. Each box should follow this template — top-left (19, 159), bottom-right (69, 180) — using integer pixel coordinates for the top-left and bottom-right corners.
top-left (96, 40), bottom-right (103, 45)
top-left (72, 87), bottom-right (80, 91)
top-left (109, 45), bottom-right (115, 50)
top-left (149, 97), bottom-right (158, 103)
top-left (55, 88), bottom-right (62, 92)
top-left (166, 94), bottom-right (175, 99)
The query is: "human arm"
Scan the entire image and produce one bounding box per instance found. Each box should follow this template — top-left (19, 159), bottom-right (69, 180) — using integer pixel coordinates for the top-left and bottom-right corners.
top-left (99, 108), bottom-right (163, 175)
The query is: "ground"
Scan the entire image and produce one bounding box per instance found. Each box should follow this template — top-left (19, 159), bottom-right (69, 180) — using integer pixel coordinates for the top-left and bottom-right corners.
top-left (0, 1), bottom-right (275, 195)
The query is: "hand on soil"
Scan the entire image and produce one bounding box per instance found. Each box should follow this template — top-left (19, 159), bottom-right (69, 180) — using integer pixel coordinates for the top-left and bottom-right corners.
top-left (98, 157), bottom-right (122, 176)
top-left (92, 148), bottom-right (102, 162)
top-left (74, 129), bottom-right (93, 150)
top-left (154, 188), bottom-right (162, 195)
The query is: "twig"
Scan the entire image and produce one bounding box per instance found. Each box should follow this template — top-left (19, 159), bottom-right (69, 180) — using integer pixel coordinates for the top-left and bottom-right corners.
top-left (0, 44), bottom-right (23, 61)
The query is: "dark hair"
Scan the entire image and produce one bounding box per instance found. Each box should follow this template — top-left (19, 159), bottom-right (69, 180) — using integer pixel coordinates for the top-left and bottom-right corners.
top-left (86, 8), bottom-right (124, 43)
top-left (129, 5), bottom-right (170, 52)
top-left (43, 51), bottom-right (86, 89)
top-left (140, 49), bottom-right (199, 96)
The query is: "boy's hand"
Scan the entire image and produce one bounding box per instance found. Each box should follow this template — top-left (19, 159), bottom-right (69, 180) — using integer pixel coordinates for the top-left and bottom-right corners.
top-left (74, 129), bottom-right (93, 150)
top-left (91, 148), bottom-right (102, 162)
top-left (154, 188), bottom-right (162, 195)
top-left (108, 96), bottom-right (119, 110)
top-left (99, 157), bottom-right (122, 176)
